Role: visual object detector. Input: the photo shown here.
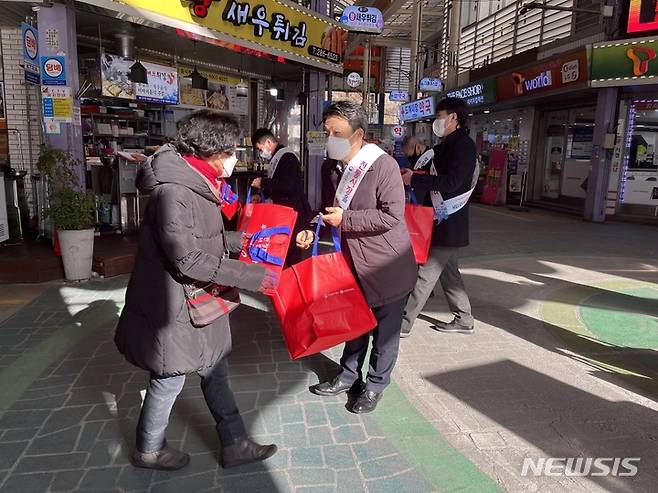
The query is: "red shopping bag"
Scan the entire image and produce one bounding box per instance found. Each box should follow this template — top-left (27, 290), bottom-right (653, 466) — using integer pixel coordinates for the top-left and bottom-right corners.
top-left (219, 180), bottom-right (240, 221)
top-left (271, 220), bottom-right (377, 360)
top-left (405, 190), bottom-right (434, 264)
top-left (239, 202), bottom-right (297, 287)
top-left (236, 187), bottom-right (266, 231)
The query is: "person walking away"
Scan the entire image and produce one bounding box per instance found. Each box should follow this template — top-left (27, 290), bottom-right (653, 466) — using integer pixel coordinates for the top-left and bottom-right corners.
top-left (296, 101), bottom-right (418, 414)
top-left (115, 110), bottom-right (278, 471)
top-left (400, 97), bottom-right (477, 337)
top-left (251, 128), bottom-right (311, 265)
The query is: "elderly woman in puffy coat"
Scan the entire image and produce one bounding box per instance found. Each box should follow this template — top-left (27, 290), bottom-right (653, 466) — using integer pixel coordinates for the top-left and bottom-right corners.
top-left (115, 110), bottom-right (277, 471)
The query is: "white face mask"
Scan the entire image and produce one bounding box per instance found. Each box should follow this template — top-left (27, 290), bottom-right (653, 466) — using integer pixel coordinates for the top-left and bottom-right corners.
top-left (220, 154), bottom-right (238, 178)
top-left (326, 131), bottom-right (359, 161)
top-left (260, 149), bottom-right (272, 160)
top-left (433, 118), bottom-right (446, 138)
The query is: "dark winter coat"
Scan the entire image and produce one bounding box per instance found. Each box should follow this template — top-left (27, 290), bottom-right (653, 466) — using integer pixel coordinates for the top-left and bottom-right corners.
top-left (262, 144), bottom-right (312, 222)
top-left (411, 128), bottom-right (477, 248)
top-left (341, 151), bottom-right (418, 307)
top-left (115, 145), bottom-right (265, 377)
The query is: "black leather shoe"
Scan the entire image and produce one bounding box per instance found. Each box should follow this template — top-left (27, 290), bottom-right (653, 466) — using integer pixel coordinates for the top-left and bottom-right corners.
top-left (433, 319), bottom-right (474, 334)
top-left (310, 377), bottom-right (362, 396)
top-left (132, 445), bottom-right (190, 471)
top-left (351, 390), bottom-right (382, 414)
top-left (221, 438), bottom-right (277, 469)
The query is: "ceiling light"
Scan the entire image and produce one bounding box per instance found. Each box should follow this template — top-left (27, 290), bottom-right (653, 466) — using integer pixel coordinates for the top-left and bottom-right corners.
top-left (268, 87), bottom-right (278, 97)
top-left (236, 79), bottom-right (248, 97)
top-left (129, 60), bottom-right (148, 84)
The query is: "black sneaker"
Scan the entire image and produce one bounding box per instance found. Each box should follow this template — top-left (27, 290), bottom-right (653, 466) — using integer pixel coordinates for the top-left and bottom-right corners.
top-left (433, 319), bottom-right (474, 334)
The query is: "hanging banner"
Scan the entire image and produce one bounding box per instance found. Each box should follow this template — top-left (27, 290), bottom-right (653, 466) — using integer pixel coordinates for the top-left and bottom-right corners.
top-left (101, 53), bottom-right (179, 103)
top-left (419, 77), bottom-right (443, 92)
top-left (400, 96), bottom-right (436, 123)
top-left (22, 23), bottom-right (40, 85)
top-left (136, 62), bottom-right (179, 104)
top-left (389, 90), bottom-right (410, 102)
top-left (100, 53), bottom-right (136, 99)
top-left (80, 0), bottom-right (347, 73)
top-left (179, 68), bottom-right (249, 115)
top-left (339, 6), bottom-right (384, 34)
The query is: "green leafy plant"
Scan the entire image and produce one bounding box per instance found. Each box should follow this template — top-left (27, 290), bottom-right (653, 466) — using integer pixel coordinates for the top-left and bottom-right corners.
top-left (36, 146), bottom-right (95, 231)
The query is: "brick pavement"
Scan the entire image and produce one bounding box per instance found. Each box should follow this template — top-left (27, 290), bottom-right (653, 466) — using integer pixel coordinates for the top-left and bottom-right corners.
top-left (0, 207), bottom-right (657, 492)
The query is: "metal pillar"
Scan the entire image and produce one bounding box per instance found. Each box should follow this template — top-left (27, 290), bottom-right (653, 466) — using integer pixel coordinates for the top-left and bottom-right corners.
top-left (446, 0), bottom-right (462, 89)
top-left (409, 0), bottom-right (422, 97)
top-left (362, 39), bottom-right (371, 113)
top-left (37, 3), bottom-right (84, 188)
top-left (584, 87), bottom-right (619, 223)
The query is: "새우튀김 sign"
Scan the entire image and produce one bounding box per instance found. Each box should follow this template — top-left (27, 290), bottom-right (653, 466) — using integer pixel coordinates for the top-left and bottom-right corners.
top-left (339, 6), bottom-right (383, 34)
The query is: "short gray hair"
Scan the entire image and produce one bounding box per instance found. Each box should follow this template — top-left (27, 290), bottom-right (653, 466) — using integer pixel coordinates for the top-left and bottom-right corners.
top-left (322, 101), bottom-right (368, 134)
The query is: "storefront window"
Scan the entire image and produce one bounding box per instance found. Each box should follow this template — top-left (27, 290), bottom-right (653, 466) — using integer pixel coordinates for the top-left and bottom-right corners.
top-left (619, 100), bottom-right (658, 216)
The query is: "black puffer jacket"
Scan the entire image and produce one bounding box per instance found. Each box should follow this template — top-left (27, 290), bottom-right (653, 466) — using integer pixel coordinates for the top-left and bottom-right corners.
top-left (115, 145), bottom-right (265, 377)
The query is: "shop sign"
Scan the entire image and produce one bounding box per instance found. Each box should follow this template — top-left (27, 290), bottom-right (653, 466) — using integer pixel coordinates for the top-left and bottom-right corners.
top-left (22, 23), bottom-right (40, 85)
top-left (389, 90), bottom-right (410, 102)
top-left (444, 79), bottom-right (496, 107)
top-left (179, 67), bottom-right (249, 115)
top-left (591, 37), bottom-right (658, 86)
top-left (136, 62), bottom-right (179, 104)
top-left (496, 49), bottom-right (588, 100)
top-left (419, 77), bottom-right (443, 92)
top-left (400, 96), bottom-right (436, 123)
top-left (41, 86), bottom-right (73, 122)
top-left (40, 55), bottom-right (66, 86)
top-left (391, 125), bottom-right (405, 140)
top-left (626, 0), bottom-right (658, 35)
top-left (93, 0), bottom-right (347, 72)
top-left (339, 6), bottom-right (384, 34)
top-left (345, 72), bottom-right (362, 88)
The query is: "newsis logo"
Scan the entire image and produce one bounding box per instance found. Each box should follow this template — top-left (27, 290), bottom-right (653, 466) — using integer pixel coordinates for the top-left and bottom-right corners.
top-left (521, 457), bottom-right (640, 477)
top-left (626, 47), bottom-right (657, 76)
top-left (511, 70), bottom-right (553, 96)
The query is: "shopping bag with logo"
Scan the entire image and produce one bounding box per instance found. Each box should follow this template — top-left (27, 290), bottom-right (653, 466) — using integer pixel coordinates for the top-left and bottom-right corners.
top-left (271, 219), bottom-right (377, 360)
top-left (239, 203), bottom-right (297, 289)
top-left (219, 180), bottom-right (240, 221)
top-left (405, 190), bottom-right (434, 265)
top-left (236, 186), bottom-right (266, 232)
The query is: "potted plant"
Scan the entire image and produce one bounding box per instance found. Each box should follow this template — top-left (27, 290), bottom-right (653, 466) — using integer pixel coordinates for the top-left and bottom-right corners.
top-left (37, 146), bottom-right (96, 281)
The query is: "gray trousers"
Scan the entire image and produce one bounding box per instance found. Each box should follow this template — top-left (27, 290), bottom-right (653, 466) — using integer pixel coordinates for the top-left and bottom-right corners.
top-left (401, 247), bottom-right (473, 333)
top-left (338, 295), bottom-right (408, 393)
top-left (136, 358), bottom-right (246, 453)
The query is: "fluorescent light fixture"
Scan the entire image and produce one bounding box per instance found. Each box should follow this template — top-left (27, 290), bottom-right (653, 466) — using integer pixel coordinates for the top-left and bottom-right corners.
top-left (268, 87), bottom-right (278, 97)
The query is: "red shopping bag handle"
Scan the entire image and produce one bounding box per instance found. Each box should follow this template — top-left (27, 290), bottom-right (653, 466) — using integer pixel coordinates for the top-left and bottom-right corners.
top-left (408, 189), bottom-right (419, 205)
top-left (312, 216), bottom-right (341, 257)
top-left (245, 186), bottom-right (266, 204)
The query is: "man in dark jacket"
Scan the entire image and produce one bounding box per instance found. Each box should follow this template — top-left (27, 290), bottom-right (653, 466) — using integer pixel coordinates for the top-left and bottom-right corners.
top-left (251, 128), bottom-right (311, 264)
top-left (116, 111), bottom-right (278, 471)
top-left (400, 98), bottom-right (476, 337)
top-left (296, 101), bottom-right (418, 414)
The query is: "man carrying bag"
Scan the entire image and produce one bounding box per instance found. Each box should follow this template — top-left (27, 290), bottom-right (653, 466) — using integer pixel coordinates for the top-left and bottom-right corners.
top-left (296, 101), bottom-right (417, 414)
top-left (400, 97), bottom-right (478, 338)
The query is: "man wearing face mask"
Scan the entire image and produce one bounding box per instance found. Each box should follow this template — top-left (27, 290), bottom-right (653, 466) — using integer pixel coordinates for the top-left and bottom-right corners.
top-left (296, 101), bottom-right (418, 414)
top-left (401, 136), bottom-right (434, 170)
top-left (251, 128), bottom-right (311, 264)
top-left (400, 97), bottom-right (477, 338)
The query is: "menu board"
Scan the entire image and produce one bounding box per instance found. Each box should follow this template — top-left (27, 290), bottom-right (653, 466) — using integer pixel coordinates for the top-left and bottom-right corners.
top-left (179, 68), bottom-right (249, 116)
top-left (101, 53), bottom-right (178, 104)
top-left (400, 96), bottom-right (435, 123)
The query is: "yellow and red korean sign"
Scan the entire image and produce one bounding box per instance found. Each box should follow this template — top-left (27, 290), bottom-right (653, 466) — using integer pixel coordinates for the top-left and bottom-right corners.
top-left (103, 0), bottom-right (347, 72)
